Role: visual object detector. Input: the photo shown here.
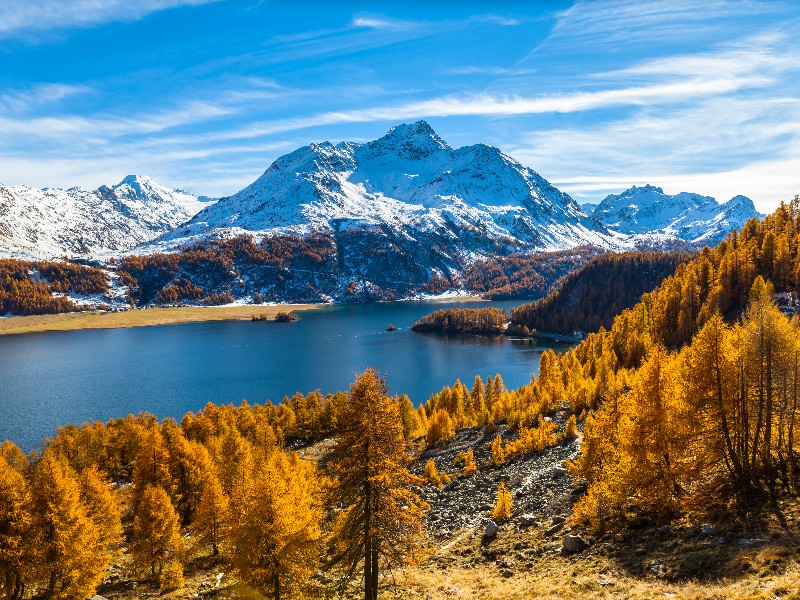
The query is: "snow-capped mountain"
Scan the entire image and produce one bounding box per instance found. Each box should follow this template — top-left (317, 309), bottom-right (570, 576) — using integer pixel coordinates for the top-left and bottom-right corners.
top-left (592, 185), bottom-right (763, 246)
top-left (0, 175), bottom-right (212, 259)
top-left (158, 121), bottom-right (619, 253)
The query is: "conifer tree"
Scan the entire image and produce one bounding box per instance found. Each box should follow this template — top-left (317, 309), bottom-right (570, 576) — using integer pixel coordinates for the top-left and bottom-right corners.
top-left (492, 481), bottom-right (513, 521)
top-left (191, 468), bottom-right (229, 556)
top-left (424, 459), bottom-right (441, 487)
top-left (30, 452), bottom-right (105, 599)
top-left (230, 452), bottom-right (321, 600)
top-left (462, 449), bottom-right (477, 477)
top-left (79, 466), bottom-right (122, 552)
top-left (490, 434), bottom-right (505, 466)
top-left (327, 369), bottom-right (428, 600)
top-left (0, 441), bottom-right (28, 475)
top-left (132, 426), bottom-right (172, 506)
top-left (0, 455), bottom-right (31, 600)
top-left (132, 484), bottom-right (183, 578)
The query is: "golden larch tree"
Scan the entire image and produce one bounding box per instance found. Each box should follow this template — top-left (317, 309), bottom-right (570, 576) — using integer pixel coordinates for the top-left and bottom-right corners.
top-left (30, 452), bottom-right (105, 600)
top-left (229, 451), bottom-right (322, 600)
top-left (132, 484), bottom-right (183, 578)
top-left (327, 369), bottom-right (428, 600)
top-left (190, 467), bottom-right (229, 556)
top-left (0, 455), bottom-right (32, 600)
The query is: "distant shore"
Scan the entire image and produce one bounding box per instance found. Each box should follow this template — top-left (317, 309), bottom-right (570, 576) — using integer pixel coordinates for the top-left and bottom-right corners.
top-left (0, 304), bottom-right (320, 336)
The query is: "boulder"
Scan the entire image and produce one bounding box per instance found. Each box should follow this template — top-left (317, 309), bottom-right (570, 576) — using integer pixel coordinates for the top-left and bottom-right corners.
top-left (484, 520), bottom-right (499, 538)
top-left (545, 521), bottom-right (565, 536)
top-left (561, 534), bottom-right (590, 554)
top-left (519, 514), bottom-right (538, 528)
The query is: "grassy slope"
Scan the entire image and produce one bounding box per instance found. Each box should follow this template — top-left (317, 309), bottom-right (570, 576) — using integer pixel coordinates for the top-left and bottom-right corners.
top-left (0, 304), bottom-right (318, 336)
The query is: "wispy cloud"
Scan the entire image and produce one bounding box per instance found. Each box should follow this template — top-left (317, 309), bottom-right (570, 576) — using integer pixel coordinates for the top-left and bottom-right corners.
top-left (447, 66), bottom-right (537, 76)
top-left (351, 14), bottom-right (417, 30)
top-left (476, 15), bottom-right (522, 26)
top-left (0, 83), bottom-right (90, 112)
top-left (172, 73), bottom-right (767, 145)
top-left (0, 0), bottom-right (220, 39)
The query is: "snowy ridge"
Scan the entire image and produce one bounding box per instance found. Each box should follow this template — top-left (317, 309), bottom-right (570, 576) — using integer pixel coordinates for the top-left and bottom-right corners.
top-left (155, 121), bottom-right (621, 255)
top-left (0, 175), bottom-right (212, 259)
top-left (592, 185), bottom-right (763, 246)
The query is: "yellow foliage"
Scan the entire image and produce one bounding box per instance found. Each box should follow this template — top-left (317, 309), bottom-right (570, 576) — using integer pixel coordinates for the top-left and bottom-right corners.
top-left (492, 481), bottom-right (513, 521)
top-left (132, 484), bottom-right (183, 577)
top-left (490, 434), bottom-right (505, 466)
top-left (159, 560), bottom-right (184, 592)
top-left (327, 369), bottom-right (428, 598)
top-left (563, 414), bottom-right (578, 441)
top-left (424, 459), bottom-right (442, 487)
top-left (0, 455), bottom-right (31, 599)
top-left (426, 408), bottom-right (455, 446)
top-left (229, 451), bottom-right (322, 597)
top-left (462, 449), bottom-right (477, 477)
top-left (31, 452), bottom-right (106, 599)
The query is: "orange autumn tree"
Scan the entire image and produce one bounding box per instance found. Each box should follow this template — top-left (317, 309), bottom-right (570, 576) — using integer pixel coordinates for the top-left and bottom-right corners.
top-left (229, 451), bottom-right (322, 600)
top-left (132, 484), bottom-right (183, 579)
top-left (0, 455), bottom-right (31, 600)
top-left (327, 369), bottom-right (428, 600)
top-left (30, 452), bottom-right (107, 600)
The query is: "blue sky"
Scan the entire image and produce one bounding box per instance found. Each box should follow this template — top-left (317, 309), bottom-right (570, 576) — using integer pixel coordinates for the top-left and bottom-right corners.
top-left (1, 0), bottom-right (799, 211)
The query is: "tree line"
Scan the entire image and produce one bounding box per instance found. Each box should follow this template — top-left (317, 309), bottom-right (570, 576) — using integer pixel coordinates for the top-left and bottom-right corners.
top-left (411, 307), bottom-right (508, 335)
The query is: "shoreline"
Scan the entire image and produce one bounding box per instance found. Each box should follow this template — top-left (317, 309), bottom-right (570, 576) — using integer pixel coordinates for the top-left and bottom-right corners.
top-left (0, 304), bottom-right (320, 336)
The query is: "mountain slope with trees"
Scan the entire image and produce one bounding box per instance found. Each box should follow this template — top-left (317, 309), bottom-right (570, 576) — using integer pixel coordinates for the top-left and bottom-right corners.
top-left (510, 252), bottom-right (691, 335)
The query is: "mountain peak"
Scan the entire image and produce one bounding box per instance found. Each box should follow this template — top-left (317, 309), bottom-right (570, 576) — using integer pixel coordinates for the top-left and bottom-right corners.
top-left (624, 184), bottom-right (664, 196)
top-left (367, 120), bottom-right (451, 160)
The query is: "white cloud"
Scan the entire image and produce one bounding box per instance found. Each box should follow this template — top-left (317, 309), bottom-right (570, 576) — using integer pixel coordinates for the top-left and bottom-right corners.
top-left (447, 66), bottom-right (538, 76)
top-left (0, 83), bottom-right (90, 112)
top-left (0, 0), bottom-right (220, 39)
top-left (351, 14), bottom-right (415, 30)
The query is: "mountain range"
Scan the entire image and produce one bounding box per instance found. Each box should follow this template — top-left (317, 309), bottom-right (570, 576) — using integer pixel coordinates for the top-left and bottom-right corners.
top-left (0, 122), bottom-right (764, 273)
top-left (0, 175), bottom-right (210, 259)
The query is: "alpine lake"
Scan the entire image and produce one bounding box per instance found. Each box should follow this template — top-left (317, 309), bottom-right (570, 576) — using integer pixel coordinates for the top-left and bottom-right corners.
top-left (0, 299), bottom-right (575, 451)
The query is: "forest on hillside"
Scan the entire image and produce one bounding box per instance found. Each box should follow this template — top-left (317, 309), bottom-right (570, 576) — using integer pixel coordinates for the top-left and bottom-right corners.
top-left (510, 251), bottom-right (691, 335)
top-left (0, 259), bottom-right (109, 315)
top-left (0, 241), bottom-right (602, 316)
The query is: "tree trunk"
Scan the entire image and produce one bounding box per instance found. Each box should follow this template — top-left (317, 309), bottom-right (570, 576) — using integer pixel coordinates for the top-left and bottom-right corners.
top-left (364, 483), bottom-right (372, 600)
top-left (371, 538), bottom-right (379, 600)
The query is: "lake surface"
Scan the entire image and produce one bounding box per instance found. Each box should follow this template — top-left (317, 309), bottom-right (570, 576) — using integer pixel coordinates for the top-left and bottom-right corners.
top-left (0, 300), bottom-right (574, 451)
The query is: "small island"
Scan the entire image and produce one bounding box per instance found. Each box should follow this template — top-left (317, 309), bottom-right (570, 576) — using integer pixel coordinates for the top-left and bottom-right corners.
top-left (274, 311), bottom-right (299, 322)
top-left (410, 307), bottom-right (508, 335)
top-left (386, 323), bottom-right (398, 331)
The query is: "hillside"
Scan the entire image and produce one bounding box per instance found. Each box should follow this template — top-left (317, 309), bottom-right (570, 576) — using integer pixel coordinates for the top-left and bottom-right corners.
top-left (510, 252), bottom-right (691, 335)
